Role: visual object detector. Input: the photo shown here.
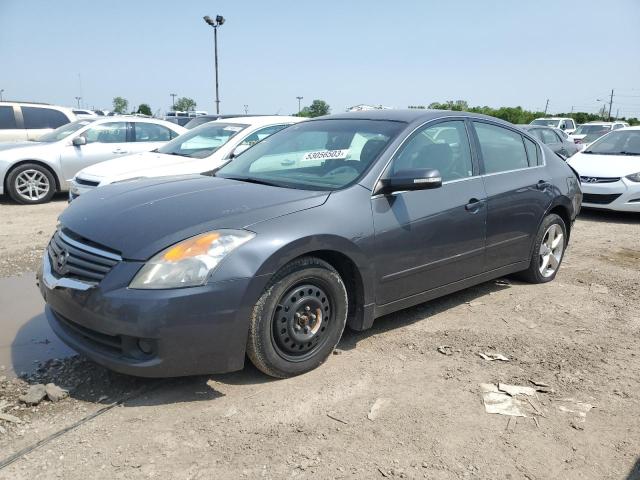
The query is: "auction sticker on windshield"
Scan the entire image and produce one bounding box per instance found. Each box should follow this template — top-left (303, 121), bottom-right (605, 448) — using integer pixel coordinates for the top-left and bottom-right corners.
top-left (302, 149), bottom-right (350, 161)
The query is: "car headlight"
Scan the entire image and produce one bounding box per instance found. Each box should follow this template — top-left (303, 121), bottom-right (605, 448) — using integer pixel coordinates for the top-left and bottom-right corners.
top-left (129, 230), bottom-right (254, 289)
top-left (626, 172), bottom-right (640, 182)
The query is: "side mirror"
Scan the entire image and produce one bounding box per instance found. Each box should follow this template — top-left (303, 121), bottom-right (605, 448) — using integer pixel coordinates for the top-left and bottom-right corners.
top-left (72, 136), bottom-right (87, 147)
top-left (230, 144), bottom-right (250, 158)
top-left (375, 168), bottom-right (442, 195)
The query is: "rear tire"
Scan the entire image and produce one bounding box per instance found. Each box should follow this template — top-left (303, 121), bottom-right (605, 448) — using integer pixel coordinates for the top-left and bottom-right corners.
top-left (7, 163), bottom-right (56, 204)
top-left (517, 213), bottom-right (567, 284)
top-left (246, 257), bottom-right (348, 378)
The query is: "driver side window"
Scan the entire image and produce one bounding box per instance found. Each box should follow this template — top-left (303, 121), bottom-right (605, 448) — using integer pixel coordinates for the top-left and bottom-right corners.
top-left (391, 120), bottom-right (473, 182)
top-left (83, 122), bottom-right (128, 144)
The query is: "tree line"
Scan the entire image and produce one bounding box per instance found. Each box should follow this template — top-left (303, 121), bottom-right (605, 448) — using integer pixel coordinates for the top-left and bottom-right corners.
top-left (111, 96), bottom-right (197, 115)
top-left (413, 100), bottom-right (639, 126)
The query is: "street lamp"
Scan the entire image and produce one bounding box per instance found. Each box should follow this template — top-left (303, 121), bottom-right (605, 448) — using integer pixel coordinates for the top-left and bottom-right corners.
top-left (203, 14), bottom-right (225, 114)
top-left (244, 104), bottom-right (249, 115)
top-left (296, 96), bottom-right (303, 114)
top-left (170, 93), bottom-right (177, 110)
top-left (75, 96), bottom-right (82, 108)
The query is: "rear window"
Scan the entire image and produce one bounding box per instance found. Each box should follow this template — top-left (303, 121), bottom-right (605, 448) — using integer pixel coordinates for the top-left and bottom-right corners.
top-left (0, 106), bottom-right (17, 129)
top-left (22, 107), bottom-right (69, 129)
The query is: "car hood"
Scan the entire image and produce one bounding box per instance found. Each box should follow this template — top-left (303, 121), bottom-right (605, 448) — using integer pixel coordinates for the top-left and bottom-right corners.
top-left (567, 153), bottom-right (640, 177)
top-left (77, 151), bottom-right (218, 181)
top-left (60, 175), bottom-right (329, 260)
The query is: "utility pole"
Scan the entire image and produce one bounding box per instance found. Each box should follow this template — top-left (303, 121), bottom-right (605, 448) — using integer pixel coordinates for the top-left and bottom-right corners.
top-left (544, 99), bottom-right (549, 115)
top-left (570, 106), bottom-right (574, 114)
top-left (607, 89), bottom-right (614, 121)
top-left (296, 96), bottom-right (303, 114)
top-left (0, 89), bottom-right (4, 101)
top-left (243, 104), bottom-right (248, 115)
top-left (615, 108), bottom-right (619, 120)
top-left (74, 96), bottom-right (82, 108)
top-left (170, 93), bottom-right (177, 110)
top-left (203, 15), bottom-right (226, 114)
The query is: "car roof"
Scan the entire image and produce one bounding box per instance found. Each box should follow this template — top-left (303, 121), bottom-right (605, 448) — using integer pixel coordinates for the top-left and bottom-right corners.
top-left (306, 109), bottom-right (508, 126)
top-left (532, 117), bottom-right (568, 120)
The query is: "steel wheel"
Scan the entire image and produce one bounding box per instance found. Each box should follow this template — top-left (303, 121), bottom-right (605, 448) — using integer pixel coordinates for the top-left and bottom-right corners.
top-left (539, 223), bottom-right (564, 278)
top-left (271, 283), bottom-right (332, 361)
top-left (14, 169), bottom-right (51, 202)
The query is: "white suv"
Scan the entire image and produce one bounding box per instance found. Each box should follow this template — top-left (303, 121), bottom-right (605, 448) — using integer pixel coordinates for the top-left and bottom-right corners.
top-left (0, 102), bottom-right (76, 142)
top-left (530, 117), bottom-right (577, 134)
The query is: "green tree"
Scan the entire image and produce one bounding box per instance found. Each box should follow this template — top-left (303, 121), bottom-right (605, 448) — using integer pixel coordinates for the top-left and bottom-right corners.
top-left (136, 103), bottom-right (152, 116)
top-left (298, 99), bottom-right (330, 118)
top-left (112, 96), bottom-right (129, 114)
top-left (173, 97), bottom-right (196, 112)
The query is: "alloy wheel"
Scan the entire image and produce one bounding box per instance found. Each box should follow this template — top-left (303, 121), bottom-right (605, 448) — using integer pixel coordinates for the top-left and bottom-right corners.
top-left (14, 169), bottom-right (50, 201)
top-left (539, 224), bottom-right (564, 278)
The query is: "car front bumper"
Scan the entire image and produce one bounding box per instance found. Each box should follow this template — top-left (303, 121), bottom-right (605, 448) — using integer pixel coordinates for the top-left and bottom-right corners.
top-left (580, 178), bottom-right (640, 212)
top-left (37, 253), bottom-right (265, 377)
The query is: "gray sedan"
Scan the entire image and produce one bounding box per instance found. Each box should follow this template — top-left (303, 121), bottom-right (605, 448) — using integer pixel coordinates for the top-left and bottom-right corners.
top-left (39, 110), bottom-right (581, 378)
top-left (519, 125), bottom-right (579, 159)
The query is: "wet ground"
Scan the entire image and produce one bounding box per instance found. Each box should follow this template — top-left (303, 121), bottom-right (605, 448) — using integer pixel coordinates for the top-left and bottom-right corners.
top-left (0, 272), bottom-right (73, 377)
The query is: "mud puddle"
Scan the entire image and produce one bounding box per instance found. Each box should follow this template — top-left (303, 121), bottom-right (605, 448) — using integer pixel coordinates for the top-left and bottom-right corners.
top-left (0, 272), bottom-right (74, 377)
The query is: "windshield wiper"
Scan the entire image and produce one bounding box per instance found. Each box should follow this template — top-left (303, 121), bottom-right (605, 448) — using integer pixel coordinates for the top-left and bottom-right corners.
top-left (222, 176), bottom-right (285, 188)
top-left (619, 151), bottom-right (640, 156)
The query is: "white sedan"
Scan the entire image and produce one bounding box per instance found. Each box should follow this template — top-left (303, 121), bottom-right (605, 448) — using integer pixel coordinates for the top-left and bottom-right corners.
top-left (567, 127), bottom-right (640, 212)
top-left (70, 116), bottom-right (303, 200)
top-left (0, 117), bottom-right (186, 204)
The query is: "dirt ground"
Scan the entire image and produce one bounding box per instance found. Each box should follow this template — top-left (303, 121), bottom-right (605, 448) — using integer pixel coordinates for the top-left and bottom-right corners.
top-left (0, 195), bottom-right (639, 480)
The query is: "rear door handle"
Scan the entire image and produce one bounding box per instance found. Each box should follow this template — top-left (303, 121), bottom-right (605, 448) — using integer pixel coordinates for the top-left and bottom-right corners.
top-left (465, 198), bottom-right (484, 213)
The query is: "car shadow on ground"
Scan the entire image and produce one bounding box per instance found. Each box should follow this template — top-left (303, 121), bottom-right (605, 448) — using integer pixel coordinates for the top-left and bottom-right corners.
top-left (577, 208), bottom-right (639, 225)
top-left (0, 192), bottom-right (68, 205)
top-left (11, 277), bottom-right (512, 410)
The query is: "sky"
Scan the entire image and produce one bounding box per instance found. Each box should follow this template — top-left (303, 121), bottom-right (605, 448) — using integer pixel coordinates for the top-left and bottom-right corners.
top-left (1, 0), bottom-right (639, 117)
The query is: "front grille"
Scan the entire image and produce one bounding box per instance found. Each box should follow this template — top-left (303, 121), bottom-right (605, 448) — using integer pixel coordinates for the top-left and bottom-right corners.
top-left (48, 229), bottom-right (120, 284)
top-left (580, 176), bottom-right (620, 184)
top-left (582, 193), bottom-right (622, 205)
top-left (74, 177), bottom-right (99, 187)
top-left (56, 312), bottom-right (123, 355)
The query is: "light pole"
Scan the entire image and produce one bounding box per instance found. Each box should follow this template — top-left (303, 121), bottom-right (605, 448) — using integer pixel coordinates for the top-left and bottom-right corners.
top-left (75, 96), bottom-right (82, 108)
top-left (244, 104), bottom-right (249, 115)
top-left (170, 93), bottom-right (177, 110)
top-left (203, 15), bottom-right (225, 114)
top-left (296, 96), bottom-right (303, 114)
top-left (0, 89), bottom-right (4, 101)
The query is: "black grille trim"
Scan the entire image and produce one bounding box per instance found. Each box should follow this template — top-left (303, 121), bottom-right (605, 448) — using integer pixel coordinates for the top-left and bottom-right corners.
top-left (56, 313), bottom-right (123, 355)
top-left (580, 176), bottom-right (621, 184)
top-left (582, 193), bottom-right (622, 205)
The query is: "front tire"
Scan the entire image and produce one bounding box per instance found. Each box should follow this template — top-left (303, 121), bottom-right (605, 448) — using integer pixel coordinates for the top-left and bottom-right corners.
top-left (247, 257), bottom-right (348, 378)
top-left (518, 213), bottom-right (567, 284)
top-left (7, 163), bottom-right (56, 204)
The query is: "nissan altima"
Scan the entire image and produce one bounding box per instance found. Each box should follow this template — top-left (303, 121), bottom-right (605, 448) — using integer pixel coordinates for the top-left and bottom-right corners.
top-left (38, 110), bottom-right (582, 378)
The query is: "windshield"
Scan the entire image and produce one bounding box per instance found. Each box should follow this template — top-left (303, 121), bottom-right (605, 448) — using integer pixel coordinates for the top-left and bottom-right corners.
top-left (37, 120), bottom-right (93, 142)
top-left (574, 124), bottom-right (612, 135)
top-left (584, 130), bottom-right (640, 155)
top-left (216, 119), bottom-right (405, 190)
top-left (531, 119), bottom-right (560, 127)
top-left (156, 122), bottom-right (248, 158)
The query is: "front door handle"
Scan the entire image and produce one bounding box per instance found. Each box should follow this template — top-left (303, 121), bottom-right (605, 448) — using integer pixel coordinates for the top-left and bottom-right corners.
top-left (536, 180), bottom-right (551, 191)
top-left (112, 149), bottom-right (128, 154)
top-left (465, 198), bottom-right (484, 213)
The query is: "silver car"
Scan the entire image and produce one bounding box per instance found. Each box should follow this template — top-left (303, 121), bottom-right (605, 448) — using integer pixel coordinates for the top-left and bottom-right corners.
top-left (0, 117), bottom-right (186, 204)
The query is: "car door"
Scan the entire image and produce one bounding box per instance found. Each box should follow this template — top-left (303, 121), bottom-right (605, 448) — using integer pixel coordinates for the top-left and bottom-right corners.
top-left (372, 119), bottom-right (487, 306)
top-left (131, 122), bottom-right (178, 155)
top-left (58, 121), bottom-right (130, 181)
top-left (471, 121), bottom-right (553, 271)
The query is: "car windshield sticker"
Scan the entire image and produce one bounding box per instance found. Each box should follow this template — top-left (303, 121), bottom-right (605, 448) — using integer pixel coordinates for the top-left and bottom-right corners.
top-left (302, 149), bottom-right (350, 161)
top-left (223, 126), bottom-right (243, 132)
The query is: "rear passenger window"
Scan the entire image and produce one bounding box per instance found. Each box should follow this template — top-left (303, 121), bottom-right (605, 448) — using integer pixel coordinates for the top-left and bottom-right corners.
top-left (22, 107), bottom-right (69, 129)
top-left (474, 122), bottom-right (529, 174)
top-left (392, 120), bottom-right (473, 181)
top-left (134, 123), bottom-right (173, 142)
top-left (0, 106), bottom-right (17, 129)
top-left (523, 137), bottom-right (539, 166)
top-left (540, 129), bottom-right (559, 144)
